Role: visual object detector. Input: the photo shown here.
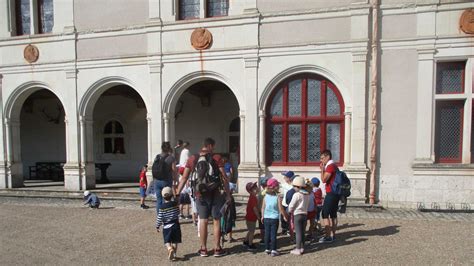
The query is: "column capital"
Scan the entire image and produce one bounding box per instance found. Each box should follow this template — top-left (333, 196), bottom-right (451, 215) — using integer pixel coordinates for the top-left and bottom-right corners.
top-left (244, 56), bottom-right (259, 68)
top-left (351, 51), bottom-right (368, 63)
top-left (65, 69), bottom-right (77, 79)
top-left (149, 63), bottom-right (163, 74)
top-left (417, 47), bottom-right (437, 61)
top-left (259, 109), bottom-right (266, 118)
top-left (163, 112), bottom-right (170, 120)
top-left (146, 113), bottom-right (152, 121)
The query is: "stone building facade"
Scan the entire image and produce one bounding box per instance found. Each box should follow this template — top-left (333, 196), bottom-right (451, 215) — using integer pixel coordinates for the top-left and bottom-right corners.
top-left (0, 0), bottom-right (473, 208)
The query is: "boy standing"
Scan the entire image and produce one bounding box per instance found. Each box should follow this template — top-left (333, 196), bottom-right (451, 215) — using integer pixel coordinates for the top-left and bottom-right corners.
top-left (243, 182), bottom-right (260, 251)
top-left (139, 165), bottom-right (149, 209)
top-left (156, 187), bottom-right (182, 261)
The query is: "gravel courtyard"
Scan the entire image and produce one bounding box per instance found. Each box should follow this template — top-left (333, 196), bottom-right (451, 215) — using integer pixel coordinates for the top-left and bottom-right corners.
top-left (0, 198), bottom-right (473, 265)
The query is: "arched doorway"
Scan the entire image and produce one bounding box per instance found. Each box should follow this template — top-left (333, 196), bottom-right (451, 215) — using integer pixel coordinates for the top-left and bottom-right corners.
top-left (91, 85), bottom-right (147, 183)
top-left (266, 73), bottom-right (345, 166)
top-left (173, 80), bottom-right (239, 156)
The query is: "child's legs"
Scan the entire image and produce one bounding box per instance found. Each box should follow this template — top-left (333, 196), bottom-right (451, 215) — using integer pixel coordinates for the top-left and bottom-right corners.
top-left (246, 221), bottom-right (256, 244)
top-left (280, 208), bottom-right (288, 232)
top-left (294, 214), bottom-right (307, 249)
top-left (185, 204), bottom-right (190, 216)
top-left (270, 218), bottom-right (279, 251)
top-left (264, 219), bottom-right (271, 250)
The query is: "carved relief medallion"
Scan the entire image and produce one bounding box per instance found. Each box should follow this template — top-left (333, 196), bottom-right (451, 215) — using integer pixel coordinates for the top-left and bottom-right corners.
top-left (24, 44), bottom-right (39, 63)
top-left (191, 28), bottom-right (213, 50)
top-left (460, 9), bottom-right (474, 34)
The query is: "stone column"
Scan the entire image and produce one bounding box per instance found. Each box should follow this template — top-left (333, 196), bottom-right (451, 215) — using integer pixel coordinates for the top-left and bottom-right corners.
top-left (237, 55), bottom-right (261, 195)
top-left (258, 110), bottom-right (266, 168)
top-left (344, 112), bottom-right (352, 165)
top-left (163, 112), bottom-right (170, 142)
top-left (79, 116), bottom-right (95, 190)
top-left (5, 118), bottom-right (23, 188)
top-left (148, 62), bottom-right (164, 182)
top-left (0, 74), bottom-right (6, 188)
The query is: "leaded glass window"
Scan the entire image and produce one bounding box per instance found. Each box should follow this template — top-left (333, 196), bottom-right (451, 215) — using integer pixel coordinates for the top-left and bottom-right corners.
top-left (16, 0), bottom-right (31, 35)
top-left (207, 0), bottom-right (228, 17)
top-left (179, 0), bottom-right (200, 20)
top-left (104, 121), bottom-right (125, 154)
top-left (436, 62), bottom-right (464, 94)
top-left (38, 0), bottom-right (54, 33)
top-left (435, 101), bottom-right (463, 163)
top-left (266, 74), bottom-right (344, 165)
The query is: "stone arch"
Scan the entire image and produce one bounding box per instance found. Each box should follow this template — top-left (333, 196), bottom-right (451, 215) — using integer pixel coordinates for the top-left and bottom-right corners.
top-left (4, 81), bottom-right (67, 121)
top-left (79, 76), bottom-right (149, 118)
top-left (163, 71), bottom-right (243, 114)
top-left (259, 65), bottom-right (351, 112)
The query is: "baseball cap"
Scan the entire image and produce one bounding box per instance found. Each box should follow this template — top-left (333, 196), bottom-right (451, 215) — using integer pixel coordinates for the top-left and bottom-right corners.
top-left (282, 171), bottom-right (296, 179)
top-left (83, 191), bottom-right (90, 197)
top-left (259, 175), bottom-right (269, 187)
top-left (161, 186), bottom-right (173, 197)
top-left (246, 182), bottom-right (257, 193)
top-left (311, 177), bottom-right (320, 186)
top-left (266, 178), bottom-right (279, 188)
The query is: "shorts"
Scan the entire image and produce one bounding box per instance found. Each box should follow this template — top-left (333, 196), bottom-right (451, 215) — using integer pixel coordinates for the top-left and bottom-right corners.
top-left (162, 223), bottom-right (182, 244)
top-left (196, 190), bottom-right (225, 220)
top-left (246, 220), bottom-right (256, 233)
top-left (139, 187), bottom-right (146, 198)
top-left (179, 193), bottom-right (191, 204)
top-left (307, 210), bottom-right (316, 221)
top-left (322, 192), bottom-right (340, 219)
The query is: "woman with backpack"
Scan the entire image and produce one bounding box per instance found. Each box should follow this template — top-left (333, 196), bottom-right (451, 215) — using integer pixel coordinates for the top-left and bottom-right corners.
top-left (152, 141), bottom-right (178, 211)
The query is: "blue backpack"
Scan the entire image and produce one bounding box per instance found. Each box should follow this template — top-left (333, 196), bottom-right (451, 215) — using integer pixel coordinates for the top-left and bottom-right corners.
top-left (331, 169), bottom-right (351, 197)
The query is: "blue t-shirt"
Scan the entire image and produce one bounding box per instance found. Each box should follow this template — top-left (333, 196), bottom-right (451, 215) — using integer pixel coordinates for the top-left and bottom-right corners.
top-left (264, 194), bottom-right (280, 219)
top-left (224, 162), bottom-right (232, 174)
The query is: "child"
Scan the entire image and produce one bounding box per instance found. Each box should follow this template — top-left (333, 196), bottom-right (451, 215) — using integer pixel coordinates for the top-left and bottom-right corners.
top-left (288, 176), bottom-right (310, 255)
top-left (179, 181), bottom-right (191, 219)
top-left (261, 178), bottom-right (287, 257)
top-left (138, 165), bottom-right (149, 209)
top-left (306, 179), bottom-right (317, 241)
top-left (312, 178), bottom-right (323, 232)
top-left (280, 171), bottom-right (296, 235)
top-left (243, 182), bottom-right (260, 251)
top-left (156, 187), bottom-right (181, 261)
top-left (83, 191), bottom-right (100, 209)
top-left (285, 185), bottom-right (296, 243)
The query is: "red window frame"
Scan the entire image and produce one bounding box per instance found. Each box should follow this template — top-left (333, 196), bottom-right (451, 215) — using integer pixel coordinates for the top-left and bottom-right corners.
top-left (435, 101), bottom-right (464, 163)
top-left (266, 74), bottom-right (345, 166)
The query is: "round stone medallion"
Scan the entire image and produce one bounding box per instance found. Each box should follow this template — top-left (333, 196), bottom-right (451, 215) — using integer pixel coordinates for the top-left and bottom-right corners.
top-left (459, 9), bottom-right (474, 34)
top-left (24, 44), bottom-right (39, 63)
top-left (190, 28), bottom-right (213, 50)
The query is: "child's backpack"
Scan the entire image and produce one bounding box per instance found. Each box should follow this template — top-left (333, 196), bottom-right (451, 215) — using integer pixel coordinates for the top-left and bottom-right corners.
top-left (190, 154), bottom-right (222, 195)
top-left (152, 154), bottom-right (171, 180)
top-left (331, 169), bottom-right (351, 197)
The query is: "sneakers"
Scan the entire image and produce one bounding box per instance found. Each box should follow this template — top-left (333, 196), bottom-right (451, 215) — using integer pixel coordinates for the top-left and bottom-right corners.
top-left (264, 249), bottom-right (271, 254)
top-left (318, 236), bottom-right (334, 243)
top-left (290, 248), bottom-right (302, 255)
top-left (247, 244), bottom-right (257, 251)
top-left (270, 250), bottom-right (280, 257)
top-left (338, 204), bottom-right (347, 213)
top-left (140, 204), bottom-right (149, 209)
top-left (213, 248), bottom-right (227, 257)
top-left (197, 248), bottom-right (208, 257)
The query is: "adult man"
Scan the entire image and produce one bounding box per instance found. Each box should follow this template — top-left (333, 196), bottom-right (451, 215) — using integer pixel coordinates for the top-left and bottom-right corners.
top-left (176, 137), bottom-right (231, 257)
top-left (153, 141), bottom-right (178, 211)
top-left (319, 149), bottom-right (339, 243)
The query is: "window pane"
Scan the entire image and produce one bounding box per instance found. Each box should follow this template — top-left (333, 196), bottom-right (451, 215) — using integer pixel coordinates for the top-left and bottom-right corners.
top-left (114, 121), bottom-right (124, 134)
top-left (39, 0), bottom-right (54, 33)
top-left (436, 62), bottom-right (465, 94)
top-left (179, 0), bottom-right (200, 20)
top-left (104, 122), bottom-right (113, 134)
top-left (270, 124), bottom-right (283, 162)
top-left (307, 79), bottom-right (321, 116)
top-left (436, 102), bottom-right (463, 162)
top-left (270, 88), bottom-right (283, 117)
top-left (288, 80), bottom-right (302, 117)
top-left (307, 124), bottom-right (321, 162)
top-left (327, 88), bottom-right (341, 116)
top-left (288, 124), bottom-right (301, 162)
top-left (326, 123), bottom-right (340, 162)
top-left (104, 138), bottom-right (112, 153)
top-left (114, 138), bottom-right (125, 154)
top-left (207, 0), bottom-right (228, 17)
top-left (17, 0), bottom-right (31, 35)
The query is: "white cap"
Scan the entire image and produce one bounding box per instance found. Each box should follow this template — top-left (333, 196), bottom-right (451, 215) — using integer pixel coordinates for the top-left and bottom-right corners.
top-left (84, 191), bottom-right (90, 197)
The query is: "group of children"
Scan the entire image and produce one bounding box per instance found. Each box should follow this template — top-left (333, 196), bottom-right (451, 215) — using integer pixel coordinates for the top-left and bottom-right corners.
top-left (244, 171), bottom-right (323, 256)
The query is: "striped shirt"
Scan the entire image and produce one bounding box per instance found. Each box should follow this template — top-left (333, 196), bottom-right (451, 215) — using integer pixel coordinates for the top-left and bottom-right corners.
top-left (156, 201), bottom-right (180, 229)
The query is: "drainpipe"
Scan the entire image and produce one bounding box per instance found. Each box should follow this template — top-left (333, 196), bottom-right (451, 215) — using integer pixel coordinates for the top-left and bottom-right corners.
top-left (369, 0), bottom-right (380, 205)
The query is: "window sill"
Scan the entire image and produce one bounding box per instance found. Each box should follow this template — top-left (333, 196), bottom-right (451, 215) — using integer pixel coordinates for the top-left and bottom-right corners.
top-left (412, 163), bottom-right (474, 176)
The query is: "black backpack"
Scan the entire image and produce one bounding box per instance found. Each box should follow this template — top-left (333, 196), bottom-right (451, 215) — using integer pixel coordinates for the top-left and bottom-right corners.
top-left (190, 154), bottom-right (221, 195)
top-left (152, 154), bottom-right (171, 180)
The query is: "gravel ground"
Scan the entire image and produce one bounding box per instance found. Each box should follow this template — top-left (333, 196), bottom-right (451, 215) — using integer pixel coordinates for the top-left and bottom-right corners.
top-left (0, 198), bottom-right (473, 265)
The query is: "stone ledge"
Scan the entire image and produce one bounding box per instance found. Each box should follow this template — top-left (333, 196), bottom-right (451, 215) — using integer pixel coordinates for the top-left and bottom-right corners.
top-left (412, 163), bottom-right (474, 176)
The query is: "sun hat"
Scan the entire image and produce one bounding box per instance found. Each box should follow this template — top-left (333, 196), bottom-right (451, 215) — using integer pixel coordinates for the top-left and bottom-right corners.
top-left (246, 182), bottom-right (258, 193)
top-left (259, 175), bottom-right (269, 187)
top-left (292, 176), bottom-right (305, 187)
top-left (266, 178), bottom-right (279, 188)
top-left (161, 186), bottom-right (173, 197)
top-left (84, 191), bottom-right (90, 197)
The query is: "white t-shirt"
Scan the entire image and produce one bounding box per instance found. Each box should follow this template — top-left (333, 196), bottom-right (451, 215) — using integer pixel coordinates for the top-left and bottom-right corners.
top-left (179, 148), bottom-right (190, 167)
